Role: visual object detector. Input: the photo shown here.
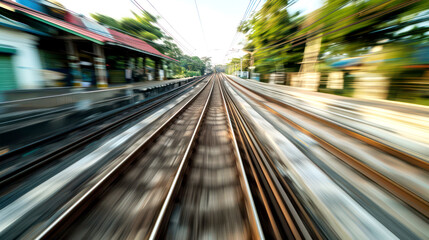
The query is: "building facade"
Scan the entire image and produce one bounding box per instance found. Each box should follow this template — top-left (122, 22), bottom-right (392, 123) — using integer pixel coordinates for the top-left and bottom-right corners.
top-left (0, 15), bottom-right (45, 90)
top-left (0, 0), bottom-right (176, 90)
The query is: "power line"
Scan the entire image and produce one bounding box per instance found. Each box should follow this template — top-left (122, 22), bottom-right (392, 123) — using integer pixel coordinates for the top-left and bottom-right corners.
top-left (224, 0), bottom-right (261, 62)
top-left (224, 0), bottom-right (253, 61)
top-left (253, 0), bottom-right (420, 55)
top-left (130, 0), bottom-right (193, 55)
top-left (194, 0), bottom-right (208, 53)
top-left (17, 0), bottom-right (170, 48)
top-left (130, 0), bottom-right (196, 55)
top-left (250, 0), bottom-right (263, 16)
top-left (129, 1), bottom-right (207, 68)
top-left (139, 0), bottom-right (197, 53)
top-left (235, 0), bottom-right (298, 54)
top-left (242, 0), bottom-right (257, 21)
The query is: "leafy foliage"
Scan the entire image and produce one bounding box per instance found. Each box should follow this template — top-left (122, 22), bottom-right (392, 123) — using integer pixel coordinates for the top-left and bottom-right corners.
top-left (317, 0), bottom-right (429, 58)
top-left (233, 0), bottom-right (429, 76)
top-left (91, 10), bottom-right (211, 77)
top-left (235, 0), bottom-right (305, 74)
top-left (91, 11), bottom-right (162, 41)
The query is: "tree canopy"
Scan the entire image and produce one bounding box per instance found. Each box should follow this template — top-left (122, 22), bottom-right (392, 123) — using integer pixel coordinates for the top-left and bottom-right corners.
top-left (232, 0), bottom-right (429, 76)
top-left (237, 0), bottom-right (305, 74)
top-left (91, 10), bottom-right (211, 77)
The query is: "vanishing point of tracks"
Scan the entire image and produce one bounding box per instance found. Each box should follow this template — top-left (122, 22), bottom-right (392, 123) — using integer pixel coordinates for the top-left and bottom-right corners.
top-left (45, 73), bottom-right (279, 239)
top-left (6, 73), bottom-right (351, 240)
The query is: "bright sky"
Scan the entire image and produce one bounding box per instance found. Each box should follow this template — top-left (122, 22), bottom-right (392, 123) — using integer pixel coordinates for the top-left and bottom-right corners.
top-left (59, 0), bottom-right (322, 64)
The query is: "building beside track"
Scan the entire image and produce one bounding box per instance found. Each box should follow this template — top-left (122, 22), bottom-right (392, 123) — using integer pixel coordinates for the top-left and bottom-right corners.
top-left (0, 0), bottom-right (176, 91)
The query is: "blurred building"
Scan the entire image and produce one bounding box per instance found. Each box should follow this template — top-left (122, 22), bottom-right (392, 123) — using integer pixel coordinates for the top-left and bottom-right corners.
top-left (0, 0), bottom-right (176, 91)
top-left (0, 13), bottom-right (46, 89)
top-left (329, 45), bottom-right (429, 100)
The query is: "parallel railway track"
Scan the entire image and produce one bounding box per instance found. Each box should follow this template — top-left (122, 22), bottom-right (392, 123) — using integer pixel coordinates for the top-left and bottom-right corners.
top-left (220, 74), bottom-right (323, 240)
top-left (6, 72), bottom-right (419, 239)
top-left (152, 74), bottom-right (263, 239)
top-left (45, 73), bottom-right (316, 240)
top-left (225, 75), bottom-right (429, 219)
top-left (36, 75), bottom-right (214, 239)
top-left (0, 76), bottom-right (204, 189)
top-left (0, 76), bottom-right (209, 239)
top-left (58, 74), bottom-right (270, 239)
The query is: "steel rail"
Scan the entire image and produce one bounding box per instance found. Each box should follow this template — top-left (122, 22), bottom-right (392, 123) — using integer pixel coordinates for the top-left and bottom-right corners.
top-left (35, 76), bottom-right (213, 239)
top-left (0, 77), bottom-right (200, 162)
top-left (149, 74), bottom-right (266, 239)
top-left (218, 74), bottom-right (265, 239)
top-left (228, 77), bottom-right (428, 171)
top-left (0, 94), bottom-right (131, 127)
top-left (226, 76), bottom-right (429, 219)
top-left (219, 74), bottom-right (323, 240)
top-left (223, 81), bottom-right (284, 240)
top-left (0, 77), bottom-right (205, 188)
top-left (147, 75), bottom-right (215, 240)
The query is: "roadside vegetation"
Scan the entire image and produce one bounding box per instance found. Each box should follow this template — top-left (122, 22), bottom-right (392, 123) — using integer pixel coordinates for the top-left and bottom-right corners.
top-left (230, 0), bottom-right (429, 105)
top-left (91, 10), bottom-right (212, 78)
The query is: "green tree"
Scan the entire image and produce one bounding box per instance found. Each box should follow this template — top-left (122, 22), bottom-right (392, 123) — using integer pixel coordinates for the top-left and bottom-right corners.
top-left (92, 10), bottom-right (209, 78)
top-left (91, 11), bottom-right (163, 42)
top-left (313, 0), bottom-right (429, 83)
top-left (311, 0), bottom-right (429, 60)
top-left (234, 0), bottom-right (429, 75)
top-left (201, 57), bottom-right (212, 73)
top-left (236, 0), bottom-right (305, 75)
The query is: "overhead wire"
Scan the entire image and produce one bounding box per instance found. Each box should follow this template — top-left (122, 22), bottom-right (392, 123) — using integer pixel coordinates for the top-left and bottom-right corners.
top-left (253, 0), bottom-right (392, 53)
top-left (194, 0), bottom-right (208, 53)
top-left (253, 0), bottom-right (420, 55)
top-left (130, 0), bottom-right (211, 70)
top-left (13, 0), bottom-right (172, 50)
top-left (130, 0), bottom-right (196, 55)
top-left (223, 0), bottom-right (259, 62)
top-left (5, 0), bottom-right (194, 63)
top-left (251, 0), bottom-right (263, 15)
top-left (242, 0), bottom-right (257, 21)
top-left (139, 0), bottom-right (197, 54)
top-left (129, 0), bottom-right (208, 72)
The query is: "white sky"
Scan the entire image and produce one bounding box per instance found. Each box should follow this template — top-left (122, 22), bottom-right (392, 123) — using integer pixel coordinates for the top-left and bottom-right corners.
top-left (59, 0), bottom-right (322, 64)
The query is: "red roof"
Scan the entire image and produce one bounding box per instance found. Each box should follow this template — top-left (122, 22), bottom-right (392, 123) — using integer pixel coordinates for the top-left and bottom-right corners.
top-left (108, 29), bottom-right (176, 61)
top-left (0, 0), bottom-right (176, 61)
top-left (1, 0), bottom-right (110, 43)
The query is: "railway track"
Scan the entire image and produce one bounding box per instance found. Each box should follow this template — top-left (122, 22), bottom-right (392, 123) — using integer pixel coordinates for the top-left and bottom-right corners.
top-left (157, 74), bottom-right (263, 239)
top-left (220, 74), bottom-right (323, 240)
top-left (25, 75), bottom-right (213, 239)
top-left (6, 72), bottom-right (419, 239)
top-left (0, 76), bottom-right (210, 239)
top-left (56, 73), bottom-right (329, 239)
top-left (225, 75), bottom-right (429, 219)
top-left (55, 74), bottom-right (269, 239)
top-left (0, 76), bottom-right (203, 189)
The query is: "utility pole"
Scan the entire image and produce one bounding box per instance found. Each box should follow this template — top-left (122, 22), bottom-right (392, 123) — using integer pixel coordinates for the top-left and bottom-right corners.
top-left (240, 57), bottom-right (242, 78)
top-left (243, 50), bottom-right (255, 79)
